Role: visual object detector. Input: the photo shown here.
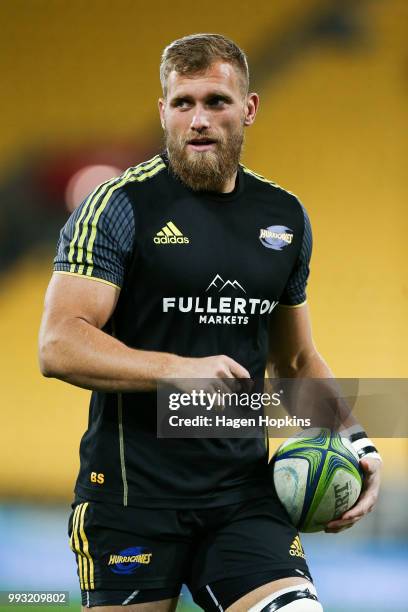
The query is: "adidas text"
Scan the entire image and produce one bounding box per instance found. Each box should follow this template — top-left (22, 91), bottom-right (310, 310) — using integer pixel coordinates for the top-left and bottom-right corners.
top-left (154, 235), bottom-right (189, 244)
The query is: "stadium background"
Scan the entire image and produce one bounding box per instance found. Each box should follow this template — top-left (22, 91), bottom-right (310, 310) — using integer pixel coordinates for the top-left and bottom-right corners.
top-left (0, 1), bottom-right (407, 610)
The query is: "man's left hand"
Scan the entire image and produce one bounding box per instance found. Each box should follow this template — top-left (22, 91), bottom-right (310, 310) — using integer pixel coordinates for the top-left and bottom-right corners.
top-left (325, 457), bottom-right (382, 533)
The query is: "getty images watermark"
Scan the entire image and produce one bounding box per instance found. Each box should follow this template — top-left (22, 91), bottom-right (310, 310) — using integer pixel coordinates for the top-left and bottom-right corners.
top-left (167, 388), bottom-right (310, 429)
top-left (157, 378), bottom-right (408, 439)
top-left (157, 381), bottom-right (312, 438)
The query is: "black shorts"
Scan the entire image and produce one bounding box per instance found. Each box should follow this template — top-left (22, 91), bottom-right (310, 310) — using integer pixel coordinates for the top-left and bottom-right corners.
top-left (69, 493), bottom-right (312, 608)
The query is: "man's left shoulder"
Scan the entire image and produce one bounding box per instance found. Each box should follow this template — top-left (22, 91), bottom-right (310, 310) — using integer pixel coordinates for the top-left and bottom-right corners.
top-left (241, 164), bottom-right (303, 207)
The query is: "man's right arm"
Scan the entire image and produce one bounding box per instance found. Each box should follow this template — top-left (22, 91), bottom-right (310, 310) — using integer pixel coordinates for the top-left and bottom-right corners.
top-left (38, 273), bottom-right (249, 392)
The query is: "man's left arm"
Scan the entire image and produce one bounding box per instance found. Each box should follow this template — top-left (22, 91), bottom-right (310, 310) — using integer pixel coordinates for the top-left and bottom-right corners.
top-left (266, 303), bottom-right (382, 533)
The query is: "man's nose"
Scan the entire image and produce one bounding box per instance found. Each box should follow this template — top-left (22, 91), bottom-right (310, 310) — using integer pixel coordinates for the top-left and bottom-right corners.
top-left (190, 107), bottom-right (210, 131)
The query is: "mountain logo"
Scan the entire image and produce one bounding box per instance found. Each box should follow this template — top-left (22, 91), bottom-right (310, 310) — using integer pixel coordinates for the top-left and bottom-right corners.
top-left (206, 274), bottom-right (246, 293)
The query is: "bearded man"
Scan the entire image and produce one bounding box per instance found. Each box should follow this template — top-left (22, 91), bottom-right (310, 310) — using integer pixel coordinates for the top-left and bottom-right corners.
top-left (39, 33), bottom-right (381, 612)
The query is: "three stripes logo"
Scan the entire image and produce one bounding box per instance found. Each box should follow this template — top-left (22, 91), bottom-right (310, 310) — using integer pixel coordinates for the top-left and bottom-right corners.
top-left (69, 502), bottom-right (95, 590)
top-left (289, 535), bottom-right (305, 559)
top-left (154, 221), bottom-right (190, 245)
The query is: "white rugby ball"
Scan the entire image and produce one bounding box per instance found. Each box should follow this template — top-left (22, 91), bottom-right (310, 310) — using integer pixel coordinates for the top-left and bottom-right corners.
top-left (272, 428), bottom-right (363, 532)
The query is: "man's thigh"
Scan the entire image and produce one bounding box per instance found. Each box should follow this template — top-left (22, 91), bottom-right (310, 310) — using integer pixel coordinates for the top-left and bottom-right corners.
top-left (68, 498), bottom-right (192, 606)
top-left (190, 496), bottom-right (319, 611)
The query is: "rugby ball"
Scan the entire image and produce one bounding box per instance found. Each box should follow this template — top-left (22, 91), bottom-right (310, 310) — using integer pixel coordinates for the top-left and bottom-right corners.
top-left (272, 428), bottom-right (363, 532)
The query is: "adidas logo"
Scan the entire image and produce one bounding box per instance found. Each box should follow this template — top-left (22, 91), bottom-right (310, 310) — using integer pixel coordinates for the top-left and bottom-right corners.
top-left (154, 221), bottom-right (189, 244)
top-left (289, 535), bottom-right (305, 559)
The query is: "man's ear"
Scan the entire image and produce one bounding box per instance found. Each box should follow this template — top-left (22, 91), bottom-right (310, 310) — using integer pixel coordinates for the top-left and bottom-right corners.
top-left (244, 92), bottom-right (259, 126)
top-left (158, 98), bottom-right (166, 129)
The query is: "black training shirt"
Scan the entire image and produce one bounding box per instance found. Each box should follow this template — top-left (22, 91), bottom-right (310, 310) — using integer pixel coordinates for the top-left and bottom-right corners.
top-left (54, 153), bottom-right (312, 508)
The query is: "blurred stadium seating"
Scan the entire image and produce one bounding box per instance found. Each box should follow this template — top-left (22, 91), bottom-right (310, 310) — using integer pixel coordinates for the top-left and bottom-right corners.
top-left (0, 1), bottom-right (407, 610)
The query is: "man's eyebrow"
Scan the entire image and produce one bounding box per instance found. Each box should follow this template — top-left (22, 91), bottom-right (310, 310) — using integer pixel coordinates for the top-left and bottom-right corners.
top-left (169, 92), bottom-right (234, 105)
top-left (170, 94), bottom-right (194, 105)
top-left (206, 92), bottom-right (233, 102)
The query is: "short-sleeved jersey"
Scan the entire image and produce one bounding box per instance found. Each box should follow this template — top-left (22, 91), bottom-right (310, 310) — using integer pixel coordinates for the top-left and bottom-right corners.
top-left (54, 154), bottom-right (312, 508)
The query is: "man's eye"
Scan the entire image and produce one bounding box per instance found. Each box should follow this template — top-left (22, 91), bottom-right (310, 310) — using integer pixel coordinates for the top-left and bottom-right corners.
top-left (175, 100), bottom-right (191, 108)
top-left (208, 97), bottom-right (227, 107)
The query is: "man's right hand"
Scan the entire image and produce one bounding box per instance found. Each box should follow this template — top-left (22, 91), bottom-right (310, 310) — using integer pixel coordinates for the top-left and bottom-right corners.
top-left (165, 355), bottom-right (251, 397)
top-left (170, 354), bottom-right (250, 379)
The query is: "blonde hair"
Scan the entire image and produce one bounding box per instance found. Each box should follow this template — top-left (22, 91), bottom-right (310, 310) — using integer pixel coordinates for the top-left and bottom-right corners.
top-left (160, 33), bottom-right (249, 96)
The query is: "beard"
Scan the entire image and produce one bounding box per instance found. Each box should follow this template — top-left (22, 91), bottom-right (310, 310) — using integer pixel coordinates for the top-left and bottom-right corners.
top-left (164, 124), bottom-right (244, 192)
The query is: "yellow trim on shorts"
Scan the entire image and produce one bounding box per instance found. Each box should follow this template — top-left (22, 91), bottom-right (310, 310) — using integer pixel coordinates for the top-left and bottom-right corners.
top-left (70, 502), bottom-right (95, 590)
top-left (70, 504), bottom-right (85, 589)
top-left (54, 270), bottom-right (121, 290)
top-left (278, 300), bottom-right (307, 309)
top-left (79, 502), bottom-right (95, 590)
top-left (69, 504), bottom-right (80, 553)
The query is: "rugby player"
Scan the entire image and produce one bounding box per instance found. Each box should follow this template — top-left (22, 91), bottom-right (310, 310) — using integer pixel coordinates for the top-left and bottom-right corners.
top-left (39, 34), bottom-right (381, 612)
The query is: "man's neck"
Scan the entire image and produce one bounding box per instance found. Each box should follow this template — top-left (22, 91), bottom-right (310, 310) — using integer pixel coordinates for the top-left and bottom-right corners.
top-left (221, 170), bottom-right (238, 194)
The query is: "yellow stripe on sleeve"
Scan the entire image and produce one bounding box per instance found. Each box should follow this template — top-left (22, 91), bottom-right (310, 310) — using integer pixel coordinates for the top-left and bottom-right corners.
top-left (68, 192), bottom-right (99, 269)
top-left (85, 161), bottom-right (165, 277)
top-left (75, 164), bottom-right (136, 274)
top-left (278, 300), bottom-right (307, 309)
top-left (68, 171), bottom-right (129, 273)
top-left (67, 155), bottom-right (163, 274)
top-left (53, 270), bottom-right (121, 290)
